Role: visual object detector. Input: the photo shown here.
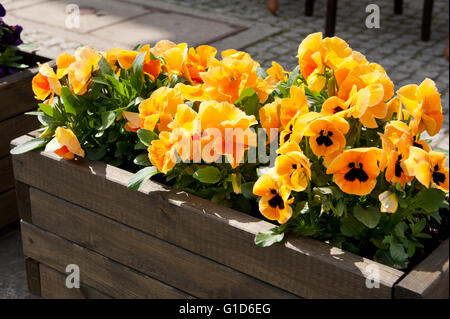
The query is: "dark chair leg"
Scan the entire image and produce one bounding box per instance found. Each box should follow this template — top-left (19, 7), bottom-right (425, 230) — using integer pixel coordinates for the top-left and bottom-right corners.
top-left (394, 0), bottom-right (403, 14)
top-left (325, 0), bottom-right (337, 37)
top-left (421, 0), bottom-right (434, 41)
top-left (305, 0), bottom-right (314, 16)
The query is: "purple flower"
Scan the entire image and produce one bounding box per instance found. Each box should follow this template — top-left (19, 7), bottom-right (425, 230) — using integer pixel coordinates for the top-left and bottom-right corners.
top-left (0, 21), bottom-right (23, 46)
top-left (0, 4), bottom-right (6, 18)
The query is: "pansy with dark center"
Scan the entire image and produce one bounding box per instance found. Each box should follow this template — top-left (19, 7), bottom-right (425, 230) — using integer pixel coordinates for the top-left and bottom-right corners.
top-left (333, 106), bottom-right (344, 113)
top-left (432, 164), bottom-right (446, 185)
top-left (316, 129), bottom-right (333, 147)
top-left (394, 154), bottom-right (403, 178)
top-left (344, 162), bottom-right (369, 182)
top-left (268, 194), bottom-right (285, 209)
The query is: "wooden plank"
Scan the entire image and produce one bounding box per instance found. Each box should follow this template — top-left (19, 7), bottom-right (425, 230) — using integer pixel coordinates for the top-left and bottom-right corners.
top-left (395, 239), bottom-right (449, 299)
top-left (21, 221), bottom-right (192, 299)
top-left (0, 114), bottom-right (40, 158)
top-left (15, 181), bottom-right (32, 223)
top-left (12, 135), bottom-right (404, 298)
top-left (0, 156), bottom-right (14, 193)
top-left (0, 54), bottom-right (51, 122)
top-left (30, 188), bottom-right (296, 299)
top-left (0, 189), bottom-right (18, 228)
top-left (40, 264), bottom-right (111, 299)
top-left (25, 258), bottom-right (41, 297)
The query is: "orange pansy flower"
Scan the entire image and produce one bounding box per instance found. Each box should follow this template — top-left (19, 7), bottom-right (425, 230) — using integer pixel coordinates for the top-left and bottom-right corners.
top-left (56, 52), bottom-right (76, 79)
top-left (67, 46), bottom-right (102, 95)
top-left (253, 169), bottom-right (294, 224)
top-left (45, 127), bottom-right (85, 160)
top-left (280, 85), bottom-right (309, 128)
top-left (404, 147), bottom-right (449, 192)
top-left (32, 63), bottom-right (61, 101)
top-left (326, 148), bottom-right (383, 196)
top-left (259, 97), bottom-right (281, 143)
top-left (183, 45), bottom-right (217, 84)
top-left (297, 32), bottom-right (352, 92)
top-left (123, 111), bottom-right (140, 132)
top-left (138, 87), bottom-right (184, 132)
top-left (276, 142), bottom-right (311, 192)
top-left (304, 116), bottom-right (349, 157)
top-left (397, 78), bottom-right (444, 136)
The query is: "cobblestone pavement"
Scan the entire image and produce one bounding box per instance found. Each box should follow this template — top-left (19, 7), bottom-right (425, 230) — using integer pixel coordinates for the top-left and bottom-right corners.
top-left (4, 0), bottom-right (450, 148)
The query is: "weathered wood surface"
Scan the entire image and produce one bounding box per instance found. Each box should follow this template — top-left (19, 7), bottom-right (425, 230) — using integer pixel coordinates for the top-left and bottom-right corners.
top-left (0, 114), bottom-right (40, 158)
top-left (40, 264), bottom-right (111, 299)
top-left (14, 181), bottom-right (32, 223)
top-left (29, 187), bottom-right (296, 299)
top-left (21, 221), bottom-right (193, 299)
top-left (0, 52), bottom-right (51, 122)
top-left (25, 258), bottom-right (41, 297)
top-left (0, 189), bottom-right (18, 227)
top-left (395, 239), bottom-right (449, 299)
top-left (0, 156), bottom-right (14, 193)
top-left (12, 135), bottom-right (404, 299)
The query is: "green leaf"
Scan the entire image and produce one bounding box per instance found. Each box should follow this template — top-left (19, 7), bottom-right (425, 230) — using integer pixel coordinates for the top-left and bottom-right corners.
top-left (60, 87), bottom-right (79, 115)
top-left (38, 103), bottom-right (54, 117)
top-left (193, 167), bottom-right (222, 184)
top-left (411, 188), bottom-right (446, 213)
top-left (394, 222), bottom-right (408, 239)
top-left (407, 242), bottom-right (416, 257)
top-left (137, 129), bottom-right (158, 147)
top-left (10, 137), bottom-right (48, 155)
top-left (86, 146), bottom-right (107, 161)
top-left (241, 182), bottom-right (256, 199)
top-left (255, 228), bottom-right (284, 247)
top-left (256, 66), bottom-right (268, 79)
top-left (389, 242), bottom-right (408, 262)
top-left (98, 56), bottom-right (115, 75)
top-left (353, 205), bottom-right (381, 229)
top-left (340, 214), bottom-right (365, 237)
top-left (134, 153), bottom-right (151, 166)
top-left (413, 218), bottom-right (427, 234)
top-left (127, 166), bottom-right (158, 191)
top-left (235, 88), bottom-right (260, 117)
top-left (134, 140), bottom-right (147, 150)
top-left (286, 65), bottom-right (300, 87)
top-left (131, 52), bottom-right (146, 91)
top-left (98, 111), bottom-right (116, 131)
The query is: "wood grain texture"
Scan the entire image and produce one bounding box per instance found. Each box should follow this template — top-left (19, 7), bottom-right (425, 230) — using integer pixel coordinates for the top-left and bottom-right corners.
top-left (0, 189), bottom-right (18, 228)
top-left (0, 156), bottom-right (14, 193)
top-left (30, 187), bottom-right (296, 299)
top-left (395, 239), bottom-right (449, 299)
top-left (0, 114), bottom-right (40, 158)
top-left (0, 54), bottom-right (51, 122)
top-left (21, 221), bottom-right (192, 299)
top-left (40, 264), bottom-right (111, 299)
top-left (14, 181), bottom-right (31, 223)
top-left (12, 135), bottom-right (404, 298)
top-left (25, 258), bottom-right (41, 297)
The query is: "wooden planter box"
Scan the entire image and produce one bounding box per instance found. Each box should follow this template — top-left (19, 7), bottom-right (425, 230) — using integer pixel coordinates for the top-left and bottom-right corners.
top-left (11, 133), bottom-right (449, 299)
top-left (0, 52), bottom-right (50, 228)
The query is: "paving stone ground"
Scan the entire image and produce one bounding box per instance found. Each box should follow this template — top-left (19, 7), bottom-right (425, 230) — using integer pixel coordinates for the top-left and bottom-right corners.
top-left (0, 0), bottom-right (449, 299)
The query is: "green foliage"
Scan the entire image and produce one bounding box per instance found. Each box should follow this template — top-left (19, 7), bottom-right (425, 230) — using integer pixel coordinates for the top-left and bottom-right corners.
top-left (235, 88), bottom-right (260, 119)
top-left (127, 166), bottom-right (158, 191)
top-left (193, 167), bottom-right (222, 184)
top-left (10, 137), bottom-right (49, 154)
top-left (255, 228), bottom-right (285, 247)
